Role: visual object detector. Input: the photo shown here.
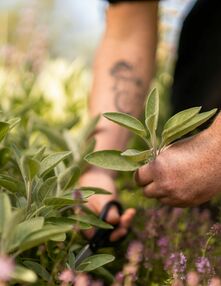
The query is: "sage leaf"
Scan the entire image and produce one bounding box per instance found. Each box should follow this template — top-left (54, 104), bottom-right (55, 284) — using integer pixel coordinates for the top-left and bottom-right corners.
top-left (85, 150), bottom-right (140, 171)
top-left (21, 156), bottom-right (40, 182)
top-left (37, 176), bottom-right (57, 203)
top-left (103, 112), bottom-right (146, 137)
top-left (0, 175), bottom-right (25, 196)
top-left (121, 149), bottom-right (152, 162)
top-left (39, 151), bottom-right (72, 177)
top-left (8, 217), bottom-right (44, 252)
top-left (23, 261), bottom-right (50, 281)
top-left (161, 109), bottom-right (217, 146)
top-left (44, 197), bottom-right (82, 208)
top-left (71, 213), bottom-right (113, 229)
top-left (0, 192), bottom-right (12, 234)
top-left (58, 165), bottom-right (80, 191)
top-left (77, 254), bottom-right (115, 272)
top-left (79, 187), bottom-right (111, 195)
top-left (162, 106), bottom-right (201, 134)
top-left (7, 117), bottom-right (21, 130)
top-left (0, 122), bottom-right (10, 142)
top-left (19, 225), bottom-right (72, 252)
top-left (11, 265), bottom-right (37, 283)
top-left (47, 217), bottom-right (92, 230)
top-left (145, 88), bottom-right (159, 133)
top-left (36, 124), bottom-right (67, 149)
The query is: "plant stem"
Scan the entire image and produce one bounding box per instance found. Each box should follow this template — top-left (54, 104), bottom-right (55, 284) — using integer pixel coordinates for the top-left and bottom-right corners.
top-left (26, 180), bottom-right (32, 211)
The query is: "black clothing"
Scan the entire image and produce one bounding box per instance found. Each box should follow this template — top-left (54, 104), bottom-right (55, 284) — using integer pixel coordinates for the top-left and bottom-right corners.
top-left (105, 0), bottom-right (158, 3)
top-left (171, 0), bottom-right (221, 113)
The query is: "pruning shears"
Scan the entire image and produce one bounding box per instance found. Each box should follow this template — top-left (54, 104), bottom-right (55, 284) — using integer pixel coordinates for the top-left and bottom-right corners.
top-left (75, 200), bottom-right (123, 267)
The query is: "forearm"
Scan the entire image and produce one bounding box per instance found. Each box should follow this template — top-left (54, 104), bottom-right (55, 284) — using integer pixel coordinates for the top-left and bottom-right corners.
top-left (89, 2), bottom-right (158, 155)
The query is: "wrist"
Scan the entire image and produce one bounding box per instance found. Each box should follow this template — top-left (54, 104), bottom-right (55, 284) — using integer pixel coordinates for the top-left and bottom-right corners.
top-left (79, 167), bottom-right (117, 195)
top-left (206, 112), bottom-right (221, 145)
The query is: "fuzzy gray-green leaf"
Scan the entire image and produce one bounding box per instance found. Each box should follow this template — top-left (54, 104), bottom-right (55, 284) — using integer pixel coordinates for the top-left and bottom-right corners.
top-left (0, 192), bottom-right (11, 234)
top-left (162, 106), bottom-right (201, 134)
top-left (77, 254), bottom-right (115, 272)
top-left (11, 266), bottom-right (37, 283)
top-left (0, 122), bottom-right (10, 142)
top-left (103, 112), bottom-right (146, 137)
top-left (71, 213), bottom-right (113, 229)
top-left (39, 151), bottom-right (72, 177)
top-left (145, 88), bottom-right (159, 132)
top-left (85, 150), bottom-right (140, 171)
top-left (121, 149), bottom-right (152, 162)
top-left (161, 109), bottom-right (217, 146)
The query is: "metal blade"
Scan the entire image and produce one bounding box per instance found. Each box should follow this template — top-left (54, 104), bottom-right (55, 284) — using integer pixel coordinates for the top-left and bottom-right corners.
top-left (75, 244), bottom-right (93, 267)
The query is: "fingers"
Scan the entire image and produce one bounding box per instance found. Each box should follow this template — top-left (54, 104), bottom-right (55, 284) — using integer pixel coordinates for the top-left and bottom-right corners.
top-left (135, 164), bottom-right (153, 186)
top-left (110, 208), bottom-right (136, 242)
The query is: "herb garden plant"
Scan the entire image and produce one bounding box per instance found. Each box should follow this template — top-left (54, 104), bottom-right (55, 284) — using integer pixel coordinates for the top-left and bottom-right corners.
top-left (85, 88), bottom-right (217, 171)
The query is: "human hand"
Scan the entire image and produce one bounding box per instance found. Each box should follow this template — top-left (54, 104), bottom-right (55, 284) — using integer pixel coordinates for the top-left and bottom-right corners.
top-left (79, 168), bottom-right (136, 241)
top-left (135, 127), bottom-right (221, 207)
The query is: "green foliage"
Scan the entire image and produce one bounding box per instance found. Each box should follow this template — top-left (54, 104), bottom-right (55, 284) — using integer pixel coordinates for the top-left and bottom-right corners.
top-left (85, 88), bottom-right (217, 171)
top-left (0, 107), bottom-right (114, 284)
top-left (77, 254), bottom-right (115, 272)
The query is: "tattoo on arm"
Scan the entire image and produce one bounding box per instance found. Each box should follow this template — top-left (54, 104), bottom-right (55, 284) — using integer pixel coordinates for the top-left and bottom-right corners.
top-left (110, 60), bottom-right (145, 114)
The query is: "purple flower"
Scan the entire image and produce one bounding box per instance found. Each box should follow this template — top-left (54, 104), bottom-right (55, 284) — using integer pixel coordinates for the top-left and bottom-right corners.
top-left (195, 257), bottom-right (212, 274)
top-left (126, 240), bottom-right (143, 264)
top-left (165, 252), bottom-right (187, 280)
top-left (59, 269), bottom-right (75, 283)
top-left (115, 272), bottom-right (124, 283)
top-left (0, 255), bottom-right (15, 282)
top-left (157, 236), bottom-right (169, 256)
top-left (72, 189), bottom-right (82, 200)
top-left (209, 223), bottom-right (221, 236)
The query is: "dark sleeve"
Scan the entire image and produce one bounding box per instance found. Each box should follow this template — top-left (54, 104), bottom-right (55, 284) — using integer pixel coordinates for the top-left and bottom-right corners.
top-left (105, 0), bottom-right (160, 3)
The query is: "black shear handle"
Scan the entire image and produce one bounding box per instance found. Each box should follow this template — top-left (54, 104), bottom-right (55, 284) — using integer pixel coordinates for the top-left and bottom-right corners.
top-left (89, 200), bottom-right (123, 251)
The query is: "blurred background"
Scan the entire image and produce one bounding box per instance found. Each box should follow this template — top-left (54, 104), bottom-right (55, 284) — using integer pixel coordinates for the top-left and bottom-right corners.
top-left (0, 0), bottom-right (196, 122)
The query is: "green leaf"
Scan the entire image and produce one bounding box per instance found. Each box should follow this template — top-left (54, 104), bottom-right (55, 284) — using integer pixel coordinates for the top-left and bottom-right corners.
top-left (46, 217), bottom-right (92, 230)
top-left (23, 261), bottom-right (50, 281)
top-left (161, 109), bottom-right (217, 146)
top-left (21, 156), bottom-right (40, 182)
top-left (79, 115), bottom-right (100, 141)
top-left (36, 177), bottom-right (57, 203)
top-left (7, 117), bottom-right (21, 129)
top-left (79, 187), bottom-right (111, 195)
top-left (0, 192), bottom-right (12, 234)
top-left (145, 88), bottom-right (159, 133)
top-left (36, 123), bottom-right (67, 149)
top-left (50, 233), bottom-right (66, 241)
top-left (93, 267), bottom-right (114, 284)
top-left (71, 213), bottom-right (113, 229)
top-left (103, 112), bottom-right (146, 137)
top-left (33, 146), bottom-right (46, 161)
top-left (39, 151), bottom-right (72, 177)
top-left (0, 175), bottom-right (25, 196)
top-left (19, 225), bottom-right (72, 252)
top-left (85, 150), bottom-right (141, 171)
top-left (77, 254), bottom-right (115, 272)
top-left (8, 217), bottom-right (44, 252)
top-left (3, 208), bottom-right (26, 252)
top-left (145, 88), bottom-right (159, 120)
top-left (0, 122), bottom-right (10, 142)
top-left (121, 149), bottom-right (152, 162)
top-left (162, 107), bottom-right (202, 134)
top-left (68, 251), bottom-right (76, 268)
top-left (58, 165), bottom-right (80, 191)
top-left (44, 197), bottom-right (81, 208)
top-left (11, 265), bottom-right (37, 283)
